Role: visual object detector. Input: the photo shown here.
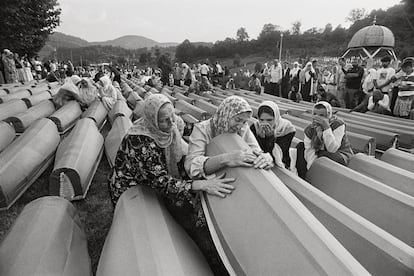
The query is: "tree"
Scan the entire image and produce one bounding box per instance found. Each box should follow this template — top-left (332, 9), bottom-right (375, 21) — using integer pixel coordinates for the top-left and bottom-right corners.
top-left (323, 23), bottom-right (333, 34)
top-left (346, 8), bottom-right (368, 23)
top-left (259, 23), bottom-right (279, 38)
top-left (157, 54), bottom-right (172, 85)
top-left (291, 21), bottom-right (302, 35)
top-left (236, 27), bottom-right (249, 42)
top-left (175, 39), bottom-right (196, 62)
top-left (0, 0), bottom-right (61, 56)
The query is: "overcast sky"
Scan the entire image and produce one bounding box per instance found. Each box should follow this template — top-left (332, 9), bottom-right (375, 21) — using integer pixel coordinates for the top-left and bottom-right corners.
top-left (55, 0), bottom-right (401, 43)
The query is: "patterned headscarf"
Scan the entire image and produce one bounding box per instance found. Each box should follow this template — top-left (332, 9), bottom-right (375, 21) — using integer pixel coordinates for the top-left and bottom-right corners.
top-left (211, 95), bottom-right (252, 137)
top-left (129, 94), bottom-right (183, 177)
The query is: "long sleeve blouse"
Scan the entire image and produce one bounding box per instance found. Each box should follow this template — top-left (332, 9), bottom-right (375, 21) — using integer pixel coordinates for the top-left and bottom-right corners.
top-left (185, 119), bottom-right (262, 179)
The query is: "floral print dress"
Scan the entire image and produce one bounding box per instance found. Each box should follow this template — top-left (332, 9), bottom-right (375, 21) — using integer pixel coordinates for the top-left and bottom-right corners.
top-left (108, 134), bottom-right (228, 275)
top-left (109, 134), bottom-right (194, 203)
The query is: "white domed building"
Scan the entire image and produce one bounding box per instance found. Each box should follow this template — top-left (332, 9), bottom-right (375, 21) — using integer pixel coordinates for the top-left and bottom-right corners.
top-left (342, 20), bottom-right (397, 60)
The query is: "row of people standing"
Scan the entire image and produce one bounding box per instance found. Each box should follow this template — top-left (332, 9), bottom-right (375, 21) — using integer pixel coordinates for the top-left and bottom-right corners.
top-left (0, 49), bottom-right (40, 84)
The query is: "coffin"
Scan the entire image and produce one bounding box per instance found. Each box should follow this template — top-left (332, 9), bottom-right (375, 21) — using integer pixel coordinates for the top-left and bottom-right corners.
top-left (193, 99), bottom-right (217, 116)
top-left (0, 122), bottom-right (15, 153)
top-left (0, 100), bottom-right (28, 121)
top-left (120, 83), bottom-right (132, 98)
top-left (187, 93), bottom-right (212, 103)
top-left (0, 118), bottom-right (60, 209)
top-left (307, 157), bottom-right (414, 247)
top-left (96, 186), bottom-right (213, 276)
top-left (108, 100), bottom-right (132, 124)
top-left (174, 93), bottom-right (194, 104)
top-left (81, 100), bottom-right (107, 129)
top-left (28, 86), bottom-right (50, 95)
top-left (174, 100), bottom-right (209, 121)
top-left (49, 101), bottom-right (82, 133)
top-left (104, 116), bottom-right (132, 167)
top-left (349, 153), bottom-right (414, 197)
top-left (203, 134), bottom-right (368, 275)
top-left (134, 86), bottom-right (147, 98)
top-left (132, 100), bottom-right (145, 120)
top-left (22, 91), bottom-right (52, 107)
top-left (337, 112), bottom-right (414, 149)
top-left (381, 148), bottom-right (414, 173)
top-left (0, 196), bottom-right (91, 276)
top-left (274, 167), bottom-right (414, 275)
top-left (0, 89), bottom-right (31, 103)
top-left (49, 118), bottom-right (104, 200)
top-left (126, 91), bottom-right (142, 109)
top-left (5, 100), bottom-right (56, 133)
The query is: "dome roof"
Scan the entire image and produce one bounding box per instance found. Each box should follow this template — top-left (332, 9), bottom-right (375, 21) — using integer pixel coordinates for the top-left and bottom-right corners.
top-left (348, 25), bottom-right (395, 49)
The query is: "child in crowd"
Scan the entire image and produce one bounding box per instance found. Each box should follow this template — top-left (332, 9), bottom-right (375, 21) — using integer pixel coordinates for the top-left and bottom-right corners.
top-left (288, 86), bottom-right (303, 103)
top-left (296, 101), bottom-right (353, 179)
top-left (248, 74), bottom-right (262, 94)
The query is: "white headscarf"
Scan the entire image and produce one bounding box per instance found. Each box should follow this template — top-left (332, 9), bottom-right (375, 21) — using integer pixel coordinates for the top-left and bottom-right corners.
top-left (255, 101), bottom-right (296, 138)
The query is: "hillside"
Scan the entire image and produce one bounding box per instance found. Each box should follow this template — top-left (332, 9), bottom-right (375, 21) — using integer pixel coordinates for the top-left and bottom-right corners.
top-left (89, 35), bottom-right (178, 49)
top-left (39, 32), bottom-right (179, 59)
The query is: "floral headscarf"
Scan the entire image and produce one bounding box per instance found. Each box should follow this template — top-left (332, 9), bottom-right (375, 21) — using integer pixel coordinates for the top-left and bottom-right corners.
top-left (129, 94), bottom-right (183, 177)
top-left (254, 101), bottom-right (295, 138)
top-left (211, 95), bottom-right (252, 137)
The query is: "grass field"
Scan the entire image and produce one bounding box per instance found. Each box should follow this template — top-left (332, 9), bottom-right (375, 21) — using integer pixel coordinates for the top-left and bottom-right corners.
top-left (0, 157), bottom-right (114, 275)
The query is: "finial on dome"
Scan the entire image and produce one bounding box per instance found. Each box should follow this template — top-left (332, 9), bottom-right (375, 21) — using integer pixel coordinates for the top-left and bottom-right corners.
top-left (373, 15), bottom-right (377, 25)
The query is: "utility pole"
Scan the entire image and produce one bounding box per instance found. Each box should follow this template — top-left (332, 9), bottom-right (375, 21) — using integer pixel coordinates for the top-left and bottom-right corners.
top-left (279, 33), bottom-right (283, 62)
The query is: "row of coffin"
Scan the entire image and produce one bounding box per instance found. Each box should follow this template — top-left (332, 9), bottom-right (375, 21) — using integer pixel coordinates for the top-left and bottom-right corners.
top-left (1, 78), bottom-right (414, 275)
top-left (0, 79), bottom-right (136, 209)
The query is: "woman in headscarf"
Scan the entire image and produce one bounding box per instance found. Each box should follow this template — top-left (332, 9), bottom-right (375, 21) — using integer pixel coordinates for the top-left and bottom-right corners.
top-left (109, 94), bottom-right (233, 275)
top-left (290, 61), bottom-right (301, 92)
top-left (53, 81), bottom-right (83, 108)
top-left (296, 101), bottom-right (353, 179)
top-left (96, 75), bottom-right (117, 110)
top-left (2, 49), bottom-right (18, 83)
top-left (185, 96), bottom-right (274, 180)
top-left (77, 78), bottom-right (99, 107)
top-left (299, 62), bottom-right (316, 102)
top-left (250, 101), bottom-right (296, 168)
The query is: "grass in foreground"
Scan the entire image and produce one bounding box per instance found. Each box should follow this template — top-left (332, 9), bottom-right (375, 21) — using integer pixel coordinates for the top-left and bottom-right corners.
top-left (0, 158), bottom-right (114, 275)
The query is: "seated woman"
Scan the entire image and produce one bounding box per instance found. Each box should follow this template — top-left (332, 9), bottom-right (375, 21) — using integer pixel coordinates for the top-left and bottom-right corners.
top-left (53, 81), bottom-right (83, 108)
top-left (109, 94), bottom-right (234, 275)
top-left (77, 78), bottom-right (99, 107)
top-left (185, 95), bottom-right (274, 180)
top-left (96, 75), bottom-right (117, 110)
top-left (367, 90), bottom-right (391, 115)
top-left (296, 101), bottom-right (353, 179)
top-left (250, 101), bottom-right (296, 168)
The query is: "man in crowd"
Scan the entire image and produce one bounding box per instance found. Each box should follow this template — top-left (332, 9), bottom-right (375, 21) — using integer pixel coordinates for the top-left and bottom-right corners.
top-left (343, 57), bottom-right (364, 109)
top-left (268, 59), bottom-right (282, 96)
top-left (281, 61), bottom-right (291, 98)
top-left (373, 56), bottom-right (395, 111)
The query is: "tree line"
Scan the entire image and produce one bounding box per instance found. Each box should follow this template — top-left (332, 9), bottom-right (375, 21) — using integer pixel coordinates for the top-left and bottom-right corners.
top-left (176, 1), bottom-right (414, 63)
